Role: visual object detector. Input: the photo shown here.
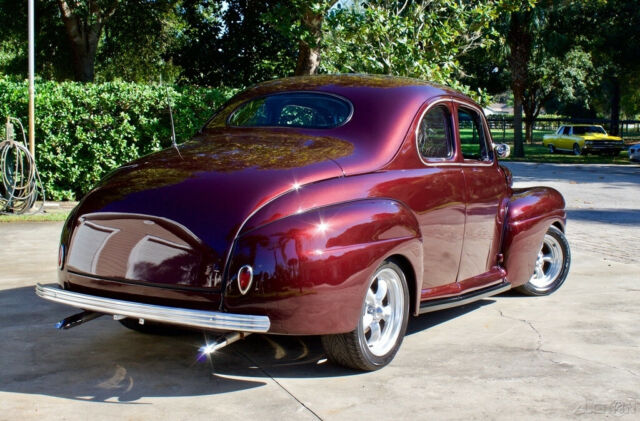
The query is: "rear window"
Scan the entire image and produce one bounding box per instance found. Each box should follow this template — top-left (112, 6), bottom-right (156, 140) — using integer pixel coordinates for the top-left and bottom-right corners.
top-left (228, 92), bottom-right (352, 129)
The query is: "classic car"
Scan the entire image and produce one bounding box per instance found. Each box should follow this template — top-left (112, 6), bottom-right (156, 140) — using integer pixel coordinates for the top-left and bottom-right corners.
top-left (543, 124), bottom-right (624, 156)
top-left (36, 75), bottom-right (571, 371)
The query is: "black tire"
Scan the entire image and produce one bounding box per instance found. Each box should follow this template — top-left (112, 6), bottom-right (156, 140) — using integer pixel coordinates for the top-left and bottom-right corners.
top-left (119, 318), bottom-right (190, 335)
top-left (548, 144), bottom-right (556, 154)
top-left (516, 225), bottom-right (571, 296)
top-left (573, 143), bottom-right (582, 156)
top-left (321, 260), bottom-right (410, 371)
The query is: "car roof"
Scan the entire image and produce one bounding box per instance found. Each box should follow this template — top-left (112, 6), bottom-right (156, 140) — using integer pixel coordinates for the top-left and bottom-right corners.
top-left (217, 74), bottom-right (475, 175)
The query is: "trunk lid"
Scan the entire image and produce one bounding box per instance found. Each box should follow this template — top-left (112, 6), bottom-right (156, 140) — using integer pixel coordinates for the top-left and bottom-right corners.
top-left (65, 129), bottom-right (349, 290)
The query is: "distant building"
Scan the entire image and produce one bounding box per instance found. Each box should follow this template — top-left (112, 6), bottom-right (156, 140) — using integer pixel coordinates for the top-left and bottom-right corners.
top-left (484, 103), bottom-right (514, 116)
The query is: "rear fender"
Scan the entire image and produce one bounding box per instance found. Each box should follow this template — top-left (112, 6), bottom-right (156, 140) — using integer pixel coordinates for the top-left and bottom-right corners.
top-left (224, 199), bottom-right (422, 335)
top-left (503, 187), bottom-right (566, 287)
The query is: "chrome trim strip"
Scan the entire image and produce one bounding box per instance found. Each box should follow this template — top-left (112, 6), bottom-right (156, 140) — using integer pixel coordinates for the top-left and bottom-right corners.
top-left (35, 284), bottom-right (270, 332)
top-left (418, 282), bottom-right (511, 314)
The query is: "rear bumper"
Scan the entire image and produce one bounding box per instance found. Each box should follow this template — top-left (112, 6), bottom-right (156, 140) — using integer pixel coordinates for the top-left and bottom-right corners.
top-left (35, 283), bottom-right (270, 333)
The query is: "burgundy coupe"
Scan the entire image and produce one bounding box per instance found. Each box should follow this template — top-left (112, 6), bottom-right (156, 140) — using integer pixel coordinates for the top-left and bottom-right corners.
top-left (37, 75), bottom-right (571, 371)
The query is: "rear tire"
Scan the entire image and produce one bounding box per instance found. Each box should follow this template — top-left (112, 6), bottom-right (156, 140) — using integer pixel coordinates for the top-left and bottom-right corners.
top-left (516, 226), bottom-right (571, 296)
top-left (322, 260), bottom-right (409, 371)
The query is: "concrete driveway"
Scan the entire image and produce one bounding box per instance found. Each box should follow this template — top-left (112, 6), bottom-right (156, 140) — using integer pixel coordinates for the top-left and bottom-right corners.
top-left (1, 162), bottom-right (638, 420)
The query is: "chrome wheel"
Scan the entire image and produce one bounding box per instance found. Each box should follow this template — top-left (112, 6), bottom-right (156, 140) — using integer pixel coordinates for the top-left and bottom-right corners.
top-left (362, 267), bottom-right (404, 357)
top-left (517, 225), bottom-right (571, 296)
top-left (321, 260), bottom-right (409, 371)
top-left (529, 234), bottom-right (563, 289)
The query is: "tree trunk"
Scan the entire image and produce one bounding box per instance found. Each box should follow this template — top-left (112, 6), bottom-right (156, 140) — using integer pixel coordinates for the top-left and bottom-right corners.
top-left (294, 8), bottom-right (323, 76)
top-left (610, 77), bottom-right (621, 135)
top-left (295, 40), bottom-right (320, 75)
top-left (57, 1), bottom-right (117, 82)
top-left (524, 117), bottom-right (534, 144)
top-left (513, 92), bottom-right (525, 158)
top-left (69, 30), bottom-right (100, 82)
top-left (507, 10), bottom-right (533, 158)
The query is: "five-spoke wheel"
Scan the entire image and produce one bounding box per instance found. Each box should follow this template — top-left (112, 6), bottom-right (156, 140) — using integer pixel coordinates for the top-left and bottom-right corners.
top-left (517, 225), bottom-right (571, 296)
top-left (322, 260), bottom-right (409, 371)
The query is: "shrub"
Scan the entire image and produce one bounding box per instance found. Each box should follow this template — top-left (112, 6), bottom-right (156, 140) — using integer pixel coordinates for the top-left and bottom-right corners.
top-left (0, 78), bottom-right (236, 200)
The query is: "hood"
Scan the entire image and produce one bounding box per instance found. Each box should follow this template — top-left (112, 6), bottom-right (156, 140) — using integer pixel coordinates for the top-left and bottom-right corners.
top-left (65, 129), bottom-right (350, 288)
top-left (583, 133), bottom-right (623, 141)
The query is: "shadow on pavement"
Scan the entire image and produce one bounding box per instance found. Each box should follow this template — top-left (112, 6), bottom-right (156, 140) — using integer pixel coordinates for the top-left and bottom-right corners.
top-left (566, 208), bottom-right (640, 226)
top-left (503, 162), bottom-right (640, 185)
top-left (1, 285), bottom-right (498, 403)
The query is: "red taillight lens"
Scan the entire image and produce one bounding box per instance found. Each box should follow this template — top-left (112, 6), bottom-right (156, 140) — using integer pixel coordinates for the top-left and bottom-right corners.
top-left (237, 265), bottom-right (253, 295)
top-left (58, 244), bottom-right (65, 269)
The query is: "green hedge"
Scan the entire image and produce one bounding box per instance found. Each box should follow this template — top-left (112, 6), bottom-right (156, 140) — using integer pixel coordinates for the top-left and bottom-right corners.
top-left (0, 78), bottom-right (236, 200)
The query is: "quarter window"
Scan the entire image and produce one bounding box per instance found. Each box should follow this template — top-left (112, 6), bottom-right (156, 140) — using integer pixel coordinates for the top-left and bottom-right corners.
top-left (458, 107), bottom-right (492, 161)
top-left (417, 105), bottom-right (453, 159)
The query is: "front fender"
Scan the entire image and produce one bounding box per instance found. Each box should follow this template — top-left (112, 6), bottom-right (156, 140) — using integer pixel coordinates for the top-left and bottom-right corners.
top-left (224, 198), bottom-right (422, 335)
top-left (503, 187), bottom-right (566, 287)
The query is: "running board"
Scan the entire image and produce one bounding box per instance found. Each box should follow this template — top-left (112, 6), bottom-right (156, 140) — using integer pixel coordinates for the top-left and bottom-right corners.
top-left (419, 282), bottom-right (511, 314)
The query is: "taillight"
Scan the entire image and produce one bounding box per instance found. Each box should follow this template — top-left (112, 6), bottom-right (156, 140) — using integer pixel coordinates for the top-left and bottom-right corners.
top-left (237, 265), bottom-right (253, 295)
top-left (58, 244), bottom-right (65, 269)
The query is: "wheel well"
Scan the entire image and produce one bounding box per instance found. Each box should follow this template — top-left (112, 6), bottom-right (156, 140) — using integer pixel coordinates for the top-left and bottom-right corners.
top-left (552, 221), bottom-right (564, 232)
top-left (386, 254), bottom-right (417, 316)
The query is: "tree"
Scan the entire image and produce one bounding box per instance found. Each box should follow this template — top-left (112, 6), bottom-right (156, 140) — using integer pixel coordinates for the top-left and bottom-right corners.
top-left (522, 47), bottom-right (593, 142)
top-left (96, 0), bottom-right (180, 83)
top-left (320, 0), bottom-right (503, 99)
top-left (573, 0), bottom-right (640, 133)
top-left (0, 0), bottom-right (73, 80)
top-left (266, 1), bottom-right (338, 76)
top-left (57, 0), bottom-right (120, 82)
top-left (175, 0), bottom-right (297, 86)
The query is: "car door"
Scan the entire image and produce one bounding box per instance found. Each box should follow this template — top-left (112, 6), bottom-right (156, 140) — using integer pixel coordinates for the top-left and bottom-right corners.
top-left (411, 100), bottom-right (467, 297)
top-left (455, 102), bottom-right (509, 290)
top-left (559, 125), bottom-right (572, 150)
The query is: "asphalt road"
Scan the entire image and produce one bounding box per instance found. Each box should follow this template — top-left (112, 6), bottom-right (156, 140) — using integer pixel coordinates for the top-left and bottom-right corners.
top-left (1, 162), bottom-right (639, 420)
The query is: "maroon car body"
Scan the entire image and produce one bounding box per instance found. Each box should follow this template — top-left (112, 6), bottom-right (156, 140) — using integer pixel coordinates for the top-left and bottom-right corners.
top-left (37, 75), bottom-right (570, 370)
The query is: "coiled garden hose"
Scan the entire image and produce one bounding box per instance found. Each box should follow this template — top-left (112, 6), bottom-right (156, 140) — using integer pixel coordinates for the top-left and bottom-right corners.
top-left (0, 117), bottom-right (45, 214)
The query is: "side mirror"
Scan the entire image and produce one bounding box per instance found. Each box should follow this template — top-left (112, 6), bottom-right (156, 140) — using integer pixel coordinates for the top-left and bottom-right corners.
top-left (494, 143), bottom-right (511, 159)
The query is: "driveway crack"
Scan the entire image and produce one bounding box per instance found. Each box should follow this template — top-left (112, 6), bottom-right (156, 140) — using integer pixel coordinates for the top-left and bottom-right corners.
top-left (498, 309), bottom-right (639, 378)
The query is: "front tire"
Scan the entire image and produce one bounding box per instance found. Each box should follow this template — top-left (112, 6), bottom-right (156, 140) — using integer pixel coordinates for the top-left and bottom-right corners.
top-left (573, 143), bottom-right (582, 155)
top-left (517, 225), bottom-right (571, 296)
top-left (322, 260), bottom-right (409, 371)
top-left (548, 144), bottom-right (556, 154)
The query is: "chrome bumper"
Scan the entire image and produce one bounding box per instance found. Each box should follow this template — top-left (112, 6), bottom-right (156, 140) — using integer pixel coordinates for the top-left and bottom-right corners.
top-left (35, 284), bottom-right (270, 333)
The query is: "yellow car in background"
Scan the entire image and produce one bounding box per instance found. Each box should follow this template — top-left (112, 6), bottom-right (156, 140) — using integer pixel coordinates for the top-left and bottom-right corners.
top-left (543, 124), bottom-right (624, 156)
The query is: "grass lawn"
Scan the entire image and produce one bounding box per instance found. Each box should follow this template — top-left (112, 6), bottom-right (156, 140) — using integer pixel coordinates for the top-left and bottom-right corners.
top-left (501, 143), bottom-right (635, 165)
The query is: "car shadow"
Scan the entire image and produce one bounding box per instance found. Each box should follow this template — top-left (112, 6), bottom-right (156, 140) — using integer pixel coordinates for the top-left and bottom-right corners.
top-left (1, 285), bottom-right (498, 403)
top-left (566, 208), bottom-right (640, 226)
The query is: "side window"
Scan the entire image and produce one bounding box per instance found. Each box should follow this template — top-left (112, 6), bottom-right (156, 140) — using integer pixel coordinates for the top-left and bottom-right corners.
top-left (563, 126), bottom-right (571, 135)
top-left (417, 105), bottom-right (453, 159)
top-left (458, 107), bottom-right (492, 161)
